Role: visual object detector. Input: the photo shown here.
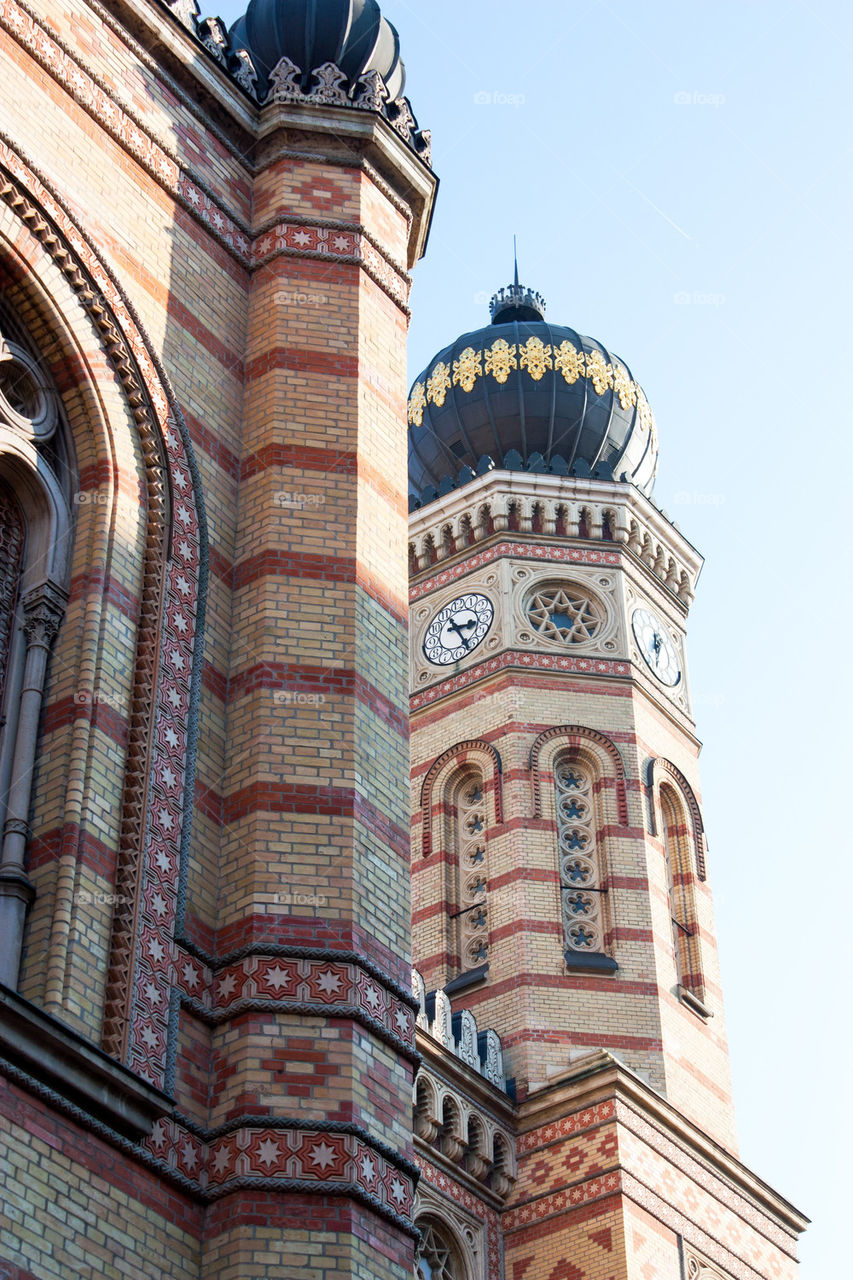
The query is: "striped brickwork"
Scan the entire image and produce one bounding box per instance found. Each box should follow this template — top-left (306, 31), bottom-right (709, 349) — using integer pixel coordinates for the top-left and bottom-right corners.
top-left (409, 494), bottom-right (737, 1154)
top-left (0, 1), bottom-right (435, 1277)
top-left (502, 1068), bottom-right (803, 1280)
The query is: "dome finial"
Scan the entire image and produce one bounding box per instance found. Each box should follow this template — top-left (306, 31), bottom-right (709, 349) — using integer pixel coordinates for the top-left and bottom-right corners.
top-left (489, 244), bottom-right (546, 324)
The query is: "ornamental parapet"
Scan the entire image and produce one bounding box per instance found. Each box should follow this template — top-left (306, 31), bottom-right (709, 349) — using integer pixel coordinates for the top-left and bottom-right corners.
top-left (412, 970), bottom-right (517, 1204)
top-left (412, 968), bottom-right (507, 1092)
top-left (162, 1), bottom-right (432, 165)
top-left (408, 466), bottom-right (703, 609)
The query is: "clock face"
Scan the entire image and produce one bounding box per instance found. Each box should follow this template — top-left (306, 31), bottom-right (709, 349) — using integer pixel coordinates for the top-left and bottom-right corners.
top-left (632, 608), bottom-right (682, 687)
top-left (423, 593), bottom-right (495, 666)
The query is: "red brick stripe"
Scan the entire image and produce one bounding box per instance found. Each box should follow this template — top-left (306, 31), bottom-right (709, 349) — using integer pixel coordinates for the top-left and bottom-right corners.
top-left (195, 915), bottom-right (409, 985)
top-left (184, 410), bottom-right (240, 482)
top-left (231, 554), bottom-right (407, 627)
top-left (167, 295), bottom-right (244, 380)
top-left (41, 694), bottom-right (129, 748)
top-left (27, 824), bottom-right (116, 880)
top-left (219, 662), bottom-right (406, 738)
top-left (241, 443), bottom-right (358, 481)
top-left (234, 549), bottom-right (356, 591)
top-left (67, 567), bottom-right (140, 623)
top-left (220, 784), bottom-right (408, 859)
top-left (245, 347), bottom-right (358, 383)
top-left (204, 1191), bottom-right (405, 1243)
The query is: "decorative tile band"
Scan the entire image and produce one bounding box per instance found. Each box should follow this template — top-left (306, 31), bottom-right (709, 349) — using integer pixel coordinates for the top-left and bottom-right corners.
top-left (172, 948), bottom-right (416, 1054)
top-left (147, 1117), bottom-right (416, 1220)
top-left (518, 1100), bottom-right (616, 1154)
top-left (253, 220), bottom-right (410, 308)
top-left (502, 1171), bottom-right (623, 1233)
top-left (411, 650), bottom-right (632, 712)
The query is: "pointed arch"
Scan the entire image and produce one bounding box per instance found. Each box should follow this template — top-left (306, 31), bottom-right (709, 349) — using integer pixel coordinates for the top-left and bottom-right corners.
top-left (0, 139), bottom-right (206, 1089)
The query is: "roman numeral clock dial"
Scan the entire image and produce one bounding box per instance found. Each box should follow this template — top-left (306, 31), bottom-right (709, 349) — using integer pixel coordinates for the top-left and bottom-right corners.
top-left (631, 607), bottom-right (682, 688)
top-left (423, 593), bottom-right (495, 666)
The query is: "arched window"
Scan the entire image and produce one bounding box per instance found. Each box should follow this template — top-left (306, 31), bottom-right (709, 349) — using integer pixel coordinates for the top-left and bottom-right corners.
top-left (448, 769), bottom-right (489, 974)
top-left (660, 783), bottom-right (705, 1002)
top-left (555, 754), bottom-right (614, 968)
top-left (0, 316), bottom-right (71, 989)
top-left (416, 1218), bottom-right (465, 1280)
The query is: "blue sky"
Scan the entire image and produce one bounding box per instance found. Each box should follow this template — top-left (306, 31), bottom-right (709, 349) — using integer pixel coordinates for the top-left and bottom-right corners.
top-left (211, 1), bottom-right (851, 1272)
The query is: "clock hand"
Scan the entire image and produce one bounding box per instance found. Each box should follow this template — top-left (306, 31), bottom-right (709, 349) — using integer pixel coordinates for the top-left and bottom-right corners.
top-left (448, 619), bottom-right (473, 647)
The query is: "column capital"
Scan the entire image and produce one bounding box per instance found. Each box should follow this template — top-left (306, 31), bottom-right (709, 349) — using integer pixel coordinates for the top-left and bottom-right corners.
top-left (21, 582), bottom-right (68, 650)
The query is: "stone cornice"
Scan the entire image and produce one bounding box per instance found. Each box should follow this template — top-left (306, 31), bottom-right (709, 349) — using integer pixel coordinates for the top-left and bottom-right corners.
top-left (409, 471), bottom-right (703, 610)
top-left (517, 1051), bottom-right (809, 1238)
top-left (0, 984), bottom-right (173, 1138)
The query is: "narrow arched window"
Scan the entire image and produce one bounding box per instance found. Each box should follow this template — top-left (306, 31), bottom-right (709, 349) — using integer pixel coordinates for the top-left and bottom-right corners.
top-left (556, 755), bottom-right (614, 968)
top-left (0, 317), bottom-right (71, 990)
top-left (660, 784), bottom-right (705, 1001)
top-left (449, 770), bottom-right (489, 974)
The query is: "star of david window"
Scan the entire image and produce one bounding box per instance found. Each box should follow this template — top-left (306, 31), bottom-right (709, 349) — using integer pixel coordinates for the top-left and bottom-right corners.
top-left (526, 582), bottom-right (604, 645)
top-left (416, 1219), bottom-right (463, 1280)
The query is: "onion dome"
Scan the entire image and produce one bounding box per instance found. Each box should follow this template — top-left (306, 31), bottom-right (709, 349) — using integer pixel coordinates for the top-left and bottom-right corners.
top-left (230, 0), bottom-right (405, 99)
top-left (408, 278), bottom-right (659, 501)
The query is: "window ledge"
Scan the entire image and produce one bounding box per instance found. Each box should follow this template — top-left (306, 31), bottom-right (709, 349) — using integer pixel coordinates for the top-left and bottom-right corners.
top-left (444, 965), bottom-right (489, 996)
top-left (0, 983), bottom-right (174, 1139)
top-left (564, 951), bottom-right (619, 974)
top-left (678, 985), bottom-right (713, 1020)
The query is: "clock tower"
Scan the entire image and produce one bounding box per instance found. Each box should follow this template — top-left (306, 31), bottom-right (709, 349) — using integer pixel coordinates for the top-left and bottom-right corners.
top-left (407, 280), bottom-right (806, 1279)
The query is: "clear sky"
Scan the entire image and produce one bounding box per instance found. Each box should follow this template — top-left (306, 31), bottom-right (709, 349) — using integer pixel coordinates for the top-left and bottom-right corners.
top-left (212, 1), bottom-right (851, 1272)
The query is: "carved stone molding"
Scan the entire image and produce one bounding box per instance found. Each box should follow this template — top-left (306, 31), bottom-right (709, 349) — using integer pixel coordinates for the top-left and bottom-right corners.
top-left (20, 583), bottom-right (66, 650)
top-left (409, 470), bottom-right (701, 608)
top-left (0, 139), bottom-right (203, 1083)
